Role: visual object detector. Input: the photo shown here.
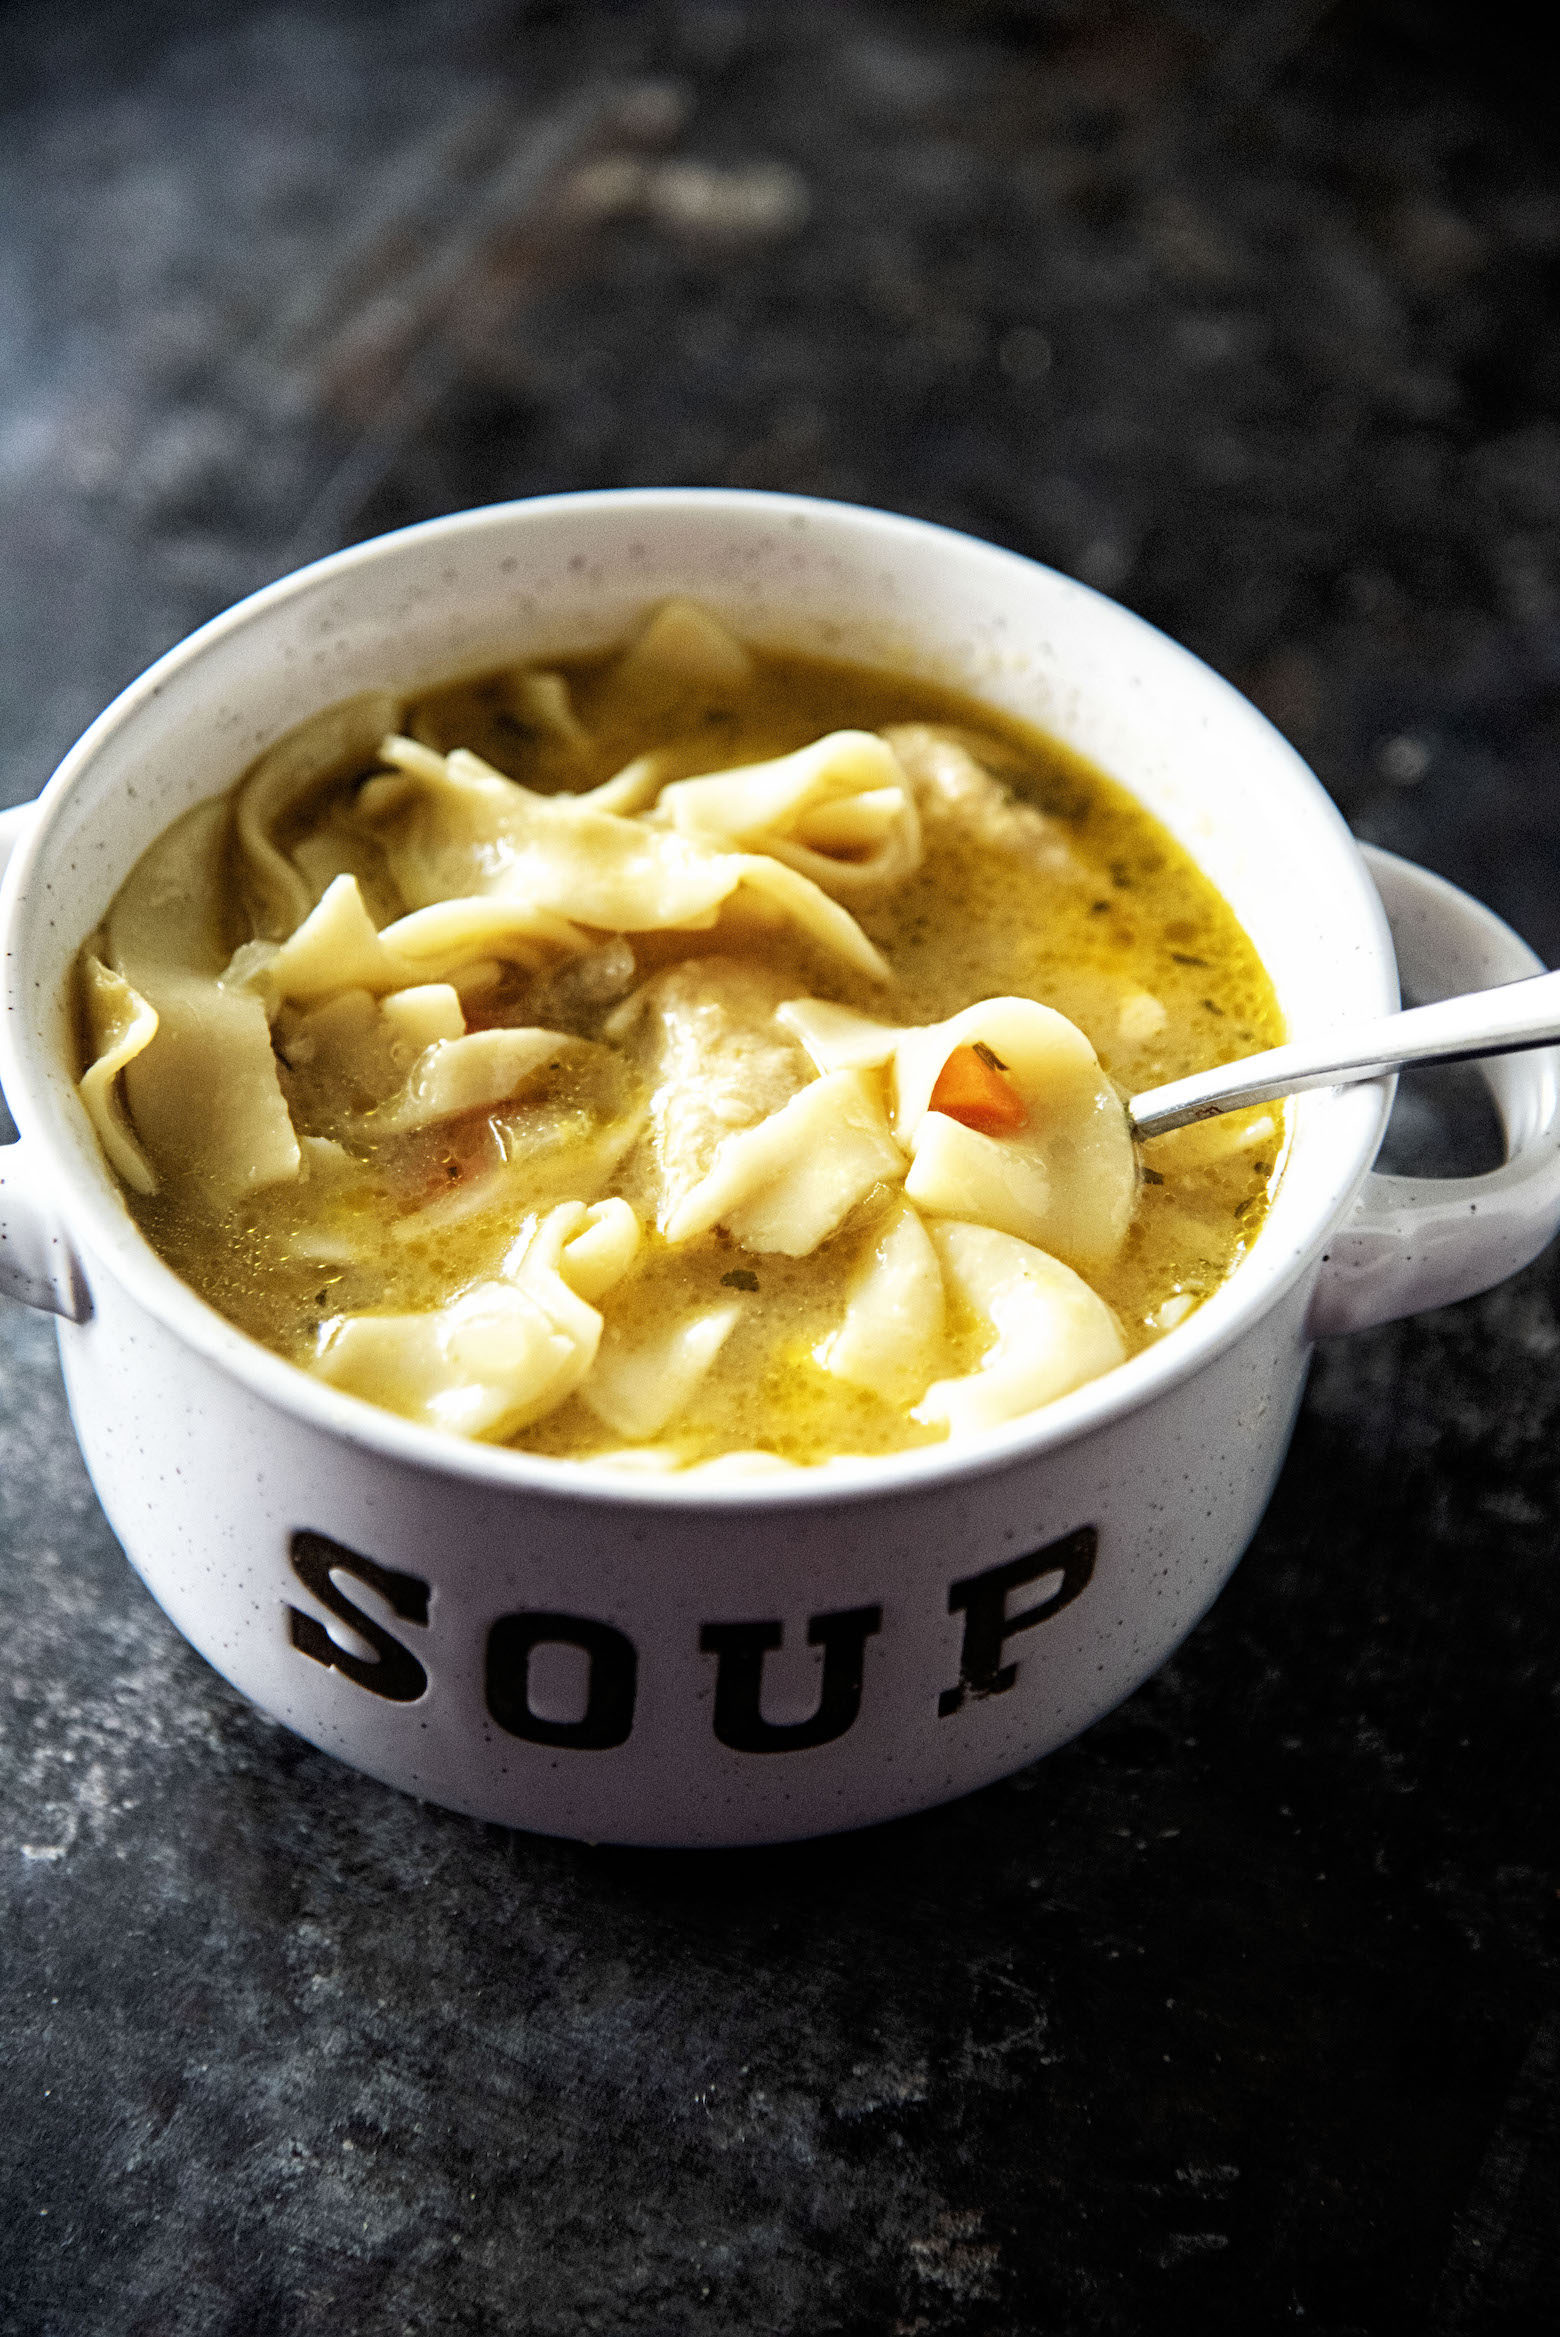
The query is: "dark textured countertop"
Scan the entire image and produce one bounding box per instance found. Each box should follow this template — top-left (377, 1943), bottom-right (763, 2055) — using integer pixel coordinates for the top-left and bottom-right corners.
top-left (2, 5), bottom-right (1557, 2330)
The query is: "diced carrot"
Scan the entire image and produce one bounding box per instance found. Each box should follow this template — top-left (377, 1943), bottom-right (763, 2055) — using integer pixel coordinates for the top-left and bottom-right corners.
top-left (928, 1041), bottom-right (1030, 1136)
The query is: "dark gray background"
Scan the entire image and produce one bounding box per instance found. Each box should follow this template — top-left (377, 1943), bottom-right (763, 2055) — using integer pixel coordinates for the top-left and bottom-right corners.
top-left (2, 4), bottom-right (1557, 2331)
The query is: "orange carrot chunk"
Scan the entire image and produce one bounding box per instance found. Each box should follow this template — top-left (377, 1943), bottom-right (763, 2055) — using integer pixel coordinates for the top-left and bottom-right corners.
top-left (928, 1041), bottom-right (1030, 1136)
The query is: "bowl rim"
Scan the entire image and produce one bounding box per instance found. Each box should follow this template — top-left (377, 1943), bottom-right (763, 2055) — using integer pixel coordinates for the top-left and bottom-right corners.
top-left (0, 487), bottom-right (1395, 1510)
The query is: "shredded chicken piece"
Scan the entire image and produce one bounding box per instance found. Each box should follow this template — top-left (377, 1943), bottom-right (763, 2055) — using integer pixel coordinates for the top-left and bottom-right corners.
top-left (616, 957), bottom-right (812, 1227)
top-left (882, 724), bottom-right (1081, 879)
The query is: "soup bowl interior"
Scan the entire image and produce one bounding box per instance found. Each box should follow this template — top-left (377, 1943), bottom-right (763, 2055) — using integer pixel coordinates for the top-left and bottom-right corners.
top-left (1, 489), bottom-right (1393, 1501)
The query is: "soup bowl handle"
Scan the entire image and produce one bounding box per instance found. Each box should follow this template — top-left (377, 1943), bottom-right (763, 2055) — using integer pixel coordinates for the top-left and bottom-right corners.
top-left (0, 800), bottom-right (91, 1323)
top-left (1308, 845), bottom-right (1560, 1337)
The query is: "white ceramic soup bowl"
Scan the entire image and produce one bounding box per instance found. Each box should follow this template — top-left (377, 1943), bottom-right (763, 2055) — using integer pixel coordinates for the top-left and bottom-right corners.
top-left (4, 491), bottom-right (1559, 1848)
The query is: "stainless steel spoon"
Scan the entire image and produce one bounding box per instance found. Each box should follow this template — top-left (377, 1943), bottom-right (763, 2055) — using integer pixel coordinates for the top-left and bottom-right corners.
top-left (1128, 967), bottom-right (1560, 1141)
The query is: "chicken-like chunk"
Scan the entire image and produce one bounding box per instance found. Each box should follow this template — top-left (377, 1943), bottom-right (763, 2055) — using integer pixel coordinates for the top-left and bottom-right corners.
top-left (882, 723), bottom-right (1080, 880)
top-left (616, 957), bottom-right (813, 1228)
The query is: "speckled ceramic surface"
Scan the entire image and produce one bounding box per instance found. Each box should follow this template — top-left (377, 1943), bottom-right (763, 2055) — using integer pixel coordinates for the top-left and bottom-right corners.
top-left (3, 492), bottom-right (1558, 1845)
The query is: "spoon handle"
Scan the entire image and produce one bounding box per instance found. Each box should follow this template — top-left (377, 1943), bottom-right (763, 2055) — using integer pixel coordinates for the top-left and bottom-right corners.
top-left (1128, 966), bottom-right (1560, 1141)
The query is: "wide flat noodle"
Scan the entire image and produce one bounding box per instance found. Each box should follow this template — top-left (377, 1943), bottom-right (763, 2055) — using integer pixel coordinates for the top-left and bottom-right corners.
top-left (108, 797), bottom-right (233, 982)
top-left (312, 1199), bottom-right (639, 1438)
top-left (381, 1028), bottom-right (583, 1133)
top-left (663, 1067), bottom-right (904, 1255)
top-left (314, 1281), bottom-right (579, 1439)
top-left (253, 873), bottom-right (584, 1004)
top-left (107, 801), bottom-right (301, 1205)
top-left (656, 730), bottom-right (922, 900)
top-left (235, 691), bottom-right (405, 940)
top-left (545, 1195), bottom-right (640, 1298)
top-left (579, 1302), bottom-right (741, 1439)
top-left (913, 1221), bottom-right (1125, 1434)
top-left (721, 854), bottom-right (892, 981)
top-left (379, 984), bottom-right (466, 1052)
top-left (904, 1113), bottom-right (1054, 1250)
top-left (122, 982), bottom-right (302, 1205)
top-left (78, 956), bottom-right (160, 1194)
top-left (365, 746), bottom-right (736, 926)
top-left (816, 1198), bottom-right (945, 1406)
top-left (503, 668), bottom-right (590, 751)
top-left (777, 997), bottom-right (900, 1073)
top-left (608, 598), bottom-right (754, 696)
top-left (361, 741), bottom-right (890, 980)
top-left (579, 753), bottom-right (676, 816)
